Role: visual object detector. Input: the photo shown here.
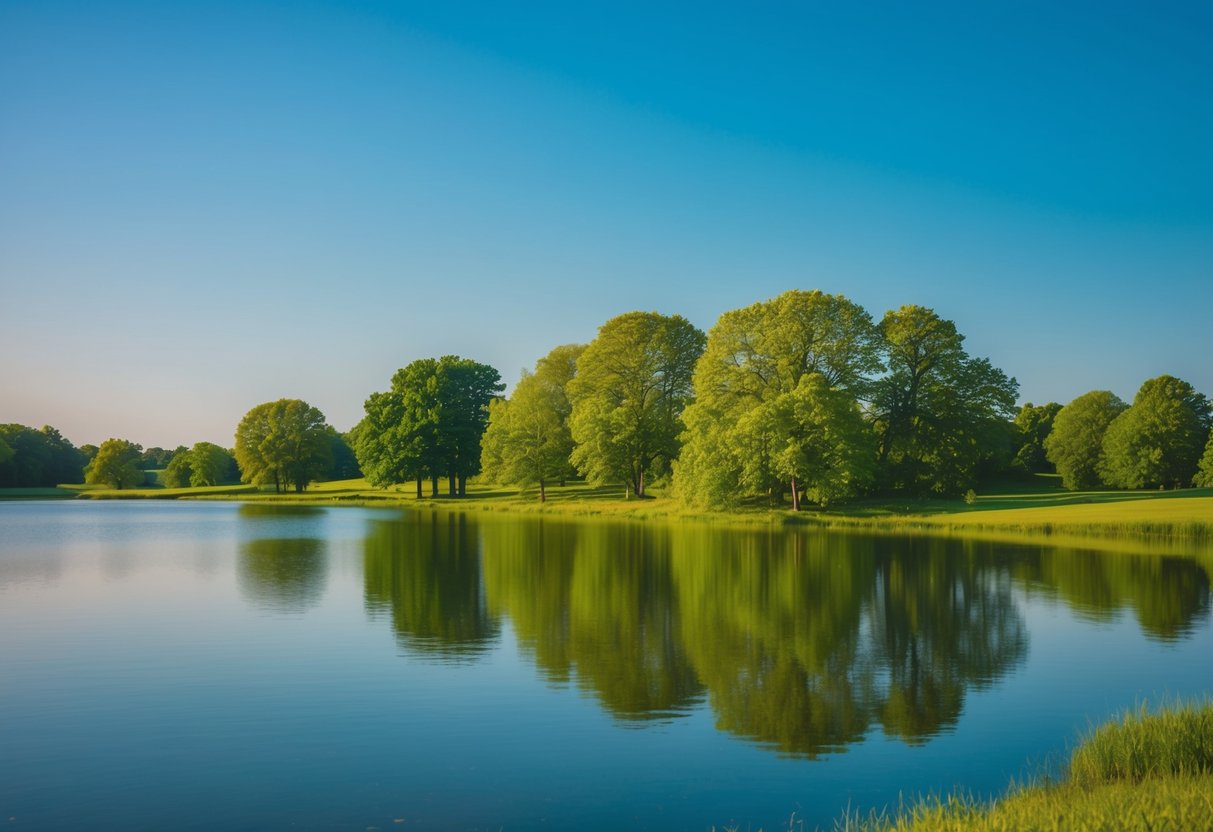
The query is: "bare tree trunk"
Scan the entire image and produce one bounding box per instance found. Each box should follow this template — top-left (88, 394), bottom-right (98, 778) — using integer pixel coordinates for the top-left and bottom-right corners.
top-left (431, 474), bottom-right (438, 497)
top-left (790, 476), bottom-right (800, 511)
top-left (448, 468), bottom-right (456, 497)
top-left (539, 478), bottom-right (546, 503)
top-left (458, 475), bottom-right (467, 496)
top-left (415, 477), bottom-right (422, 499)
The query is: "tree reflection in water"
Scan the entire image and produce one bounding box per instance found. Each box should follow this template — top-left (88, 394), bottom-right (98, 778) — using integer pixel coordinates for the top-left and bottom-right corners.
top-left (362, 511), bottom-right (1211, 757)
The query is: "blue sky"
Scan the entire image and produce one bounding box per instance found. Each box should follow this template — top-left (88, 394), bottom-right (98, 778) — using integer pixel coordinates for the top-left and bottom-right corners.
top-left (2, 0), bottom-right (1210, 448)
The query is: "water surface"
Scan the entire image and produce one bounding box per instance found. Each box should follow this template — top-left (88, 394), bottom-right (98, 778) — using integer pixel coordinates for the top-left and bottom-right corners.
top-left (1, 501), bottom-right (1210, 830)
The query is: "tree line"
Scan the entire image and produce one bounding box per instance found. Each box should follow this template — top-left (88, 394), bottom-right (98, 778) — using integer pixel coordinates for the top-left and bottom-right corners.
top-left (4, 288), bottom-right (1211, 503)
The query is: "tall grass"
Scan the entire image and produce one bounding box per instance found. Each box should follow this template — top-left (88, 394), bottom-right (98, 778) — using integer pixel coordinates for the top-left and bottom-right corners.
top-left (840, 700), bottom-right (1213, 832)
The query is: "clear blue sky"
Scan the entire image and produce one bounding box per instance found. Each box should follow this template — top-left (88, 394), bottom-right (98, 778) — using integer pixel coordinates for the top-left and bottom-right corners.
top-left (2, 0), bottom-right (1210, 449)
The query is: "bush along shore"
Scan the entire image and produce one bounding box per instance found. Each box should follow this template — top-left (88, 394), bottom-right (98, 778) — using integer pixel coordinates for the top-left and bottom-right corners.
top-left (838, 700), bottom-right (1213, 832)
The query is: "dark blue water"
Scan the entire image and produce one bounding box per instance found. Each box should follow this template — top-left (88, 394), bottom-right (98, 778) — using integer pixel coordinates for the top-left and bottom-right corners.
top-left (1, 501), bottom-right (1210, 831)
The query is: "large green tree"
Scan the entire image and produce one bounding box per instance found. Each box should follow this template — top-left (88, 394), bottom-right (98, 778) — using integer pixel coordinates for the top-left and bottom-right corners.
top-left (1043, 390), bottom-right (1128, 490)
top-left (189, 442), bottom-right (236, 487)
top-left (1013, 401), bottom-right (1062, 474)
top-left (355, 356), bottom-right (502, 497)
top-left (1099, 375), bottom-right (1211, 489)
top-left (676, 290), bottom-right (881, 508)
top-left (84, 438), bottom-right (145, 489)
top-left (568, 312), bottom-right (705, 497)
top-left (871, 305), bottom-right (1018, 494)
top-left (234, 399), bottom-right (334, 493)
top-left (481, 344), bottom-right (584, 501)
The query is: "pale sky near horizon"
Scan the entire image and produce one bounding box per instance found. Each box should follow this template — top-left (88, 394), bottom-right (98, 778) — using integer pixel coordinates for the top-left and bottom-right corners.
top-left (2, 1), bottom-right (1210, 449)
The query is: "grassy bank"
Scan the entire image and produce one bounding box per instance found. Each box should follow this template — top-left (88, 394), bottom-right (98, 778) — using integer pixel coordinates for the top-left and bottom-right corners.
top-left (7, 476), bottom-right (1212, 545)
top-left (840, 701), bottom-right (1213, 832)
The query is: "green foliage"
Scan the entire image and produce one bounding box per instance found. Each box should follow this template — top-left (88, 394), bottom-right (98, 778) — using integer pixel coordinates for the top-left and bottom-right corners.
top-left (1012, 401), bottom-right (1061, 473)
top-left (188, 441), bottom-right (235, 487)
top-left (234, 399), bottom-right (334, 493)
top-left (0, 424), bottom-right (86, 487)
top-left (1044, 390), bottom-right (1128, 490)
top-left (677, 290), bottom-right (881, 509)
top-left (84, 438), bottom-right (145, 489)
top-left (162, 450), bottom-right (193, 488)
top-left (1195, 433), bottom-right (1213, 488)
top-left (480, 344), bottom-right (584, 500)
top-left (327, 429), bottom-right (361, 480)
top-left (872, 306), bottom-right (1018, 495)
top-left (1099, 375), bottom-right (1211, 489)
top-left (138, 446), bottom-right (175, 470)
top-left (569, 312), bottom-right (705, 496)
top-left (0, 436), bottom-right (13, 466)
top-left (355, 355), bottom-right (502, 495)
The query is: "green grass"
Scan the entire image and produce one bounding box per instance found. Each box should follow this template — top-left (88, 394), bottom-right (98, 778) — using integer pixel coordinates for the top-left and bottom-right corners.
top-left (11, 473), bottom-right (1212, 546)
top-left (0, 486), bottom-right (77, 498)
top-left (841, 701), bottom-right (1213, 832)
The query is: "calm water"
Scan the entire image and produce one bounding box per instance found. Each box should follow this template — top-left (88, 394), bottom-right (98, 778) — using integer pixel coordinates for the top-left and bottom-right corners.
top-left (1, 501), bottom-right (1211, 831)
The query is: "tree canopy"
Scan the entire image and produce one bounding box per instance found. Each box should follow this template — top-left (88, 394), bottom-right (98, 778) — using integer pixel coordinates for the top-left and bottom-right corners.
top-left (1043, 390), bottom-right (1128, 490)
top-left (677, 290), bottom-right (881, 508)
top-left (0, 424), bottom-right (86, 487)
top-left (480, 344), bottom-right (584, 501)
top-left (871, 305), bottom-right (1018, 494)
top-left (1099, 375), bottom-right (1211, 489)
top-left (568, 312), bottom-right (705, 497)
top-left (354, 356), bottom-right (502, 496)
top-left (234, 399), bottom-right (334, 493)
top-left (84, 438), bottom-right (145, 489)
top-left (1013, 402), bottom-right (1062, 474)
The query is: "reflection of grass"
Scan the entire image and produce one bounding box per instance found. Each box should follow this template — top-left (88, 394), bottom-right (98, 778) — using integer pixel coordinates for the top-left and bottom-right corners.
top-left (843, 701), bottom-right (1213, 832)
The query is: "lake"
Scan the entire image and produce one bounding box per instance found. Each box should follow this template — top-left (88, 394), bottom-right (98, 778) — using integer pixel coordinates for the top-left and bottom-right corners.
top-left (1, 500), bottom-right (1211, 831)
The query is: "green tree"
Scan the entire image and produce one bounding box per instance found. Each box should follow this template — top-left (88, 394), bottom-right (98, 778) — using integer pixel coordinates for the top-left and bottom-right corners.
top-left (481, 344), bottom-right (584, 501)
top-left (764, 374), bottom-right (876, 510)
top-left (234, 399), bottom-right (334, 493)
top-left (162, 450), bottom-right (194, 488)
top-left (84, 438), bottom-right (145, 489)
top-left (871, 305), bottom-right (1018, 494)
top-left (569, 312), bottom-right (705, 497)
top-left (1043, 390), bottom-right (1128, 490)
top-left (1196, 433), bottom-right (1213, 488)
top-left (1099, 375), bottom-right (1211, 489)
top-left (0, 436), bottom-right (13, 467)
top-left (676, 290), bottom-right (881, 508)
top-left (1013, 402), bottom-right (1062, 474)
top-left (189, 441), bottom-right (235, 487)
top-left (355, 356), bottom-right (501, 497)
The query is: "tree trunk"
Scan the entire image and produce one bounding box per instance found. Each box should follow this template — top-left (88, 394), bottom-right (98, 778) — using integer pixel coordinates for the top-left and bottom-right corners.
top-left (458, 475), bottom-right (467, 496)
top-left (790, 476), bottom-right (800, 511)
top-left (638, 468), bottom-right (645, 498)
top-left (539, 478), bottom-right (546, 503)
top-left (415, 477), bottom-right (422, 499)
top-left (448, 469), bottom-right (457, 497)
top-left (431, 474), bottom-right (439, 497)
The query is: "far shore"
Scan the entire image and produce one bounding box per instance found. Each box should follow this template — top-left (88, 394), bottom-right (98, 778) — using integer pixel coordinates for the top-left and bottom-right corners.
top-left (5, 477), bottom-right (1213, 553)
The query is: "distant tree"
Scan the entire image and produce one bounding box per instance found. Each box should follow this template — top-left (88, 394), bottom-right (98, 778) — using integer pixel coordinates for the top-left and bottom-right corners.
top-left (234, 399), bottom-right (334, 493)
top-left (1043, 390), bottom-right (1128, 490)
top-left (480, 344), bottom-right (584, 501)
top-left (1099, 375), bottom-right (1210, 489)
top-left (434, 357), bottom-right (504, 495)
top-left (0, 436), bottom-right (13, 467)
top-left (163, 451), bottom-right (194, 488)
top-left (138, 447), bottom-right (175, 470)
top-left (1195, 433), bottom-right (1213, 488)
top-left (327, 429), bottom-right (362, 480)
top-left (677, 290), bottom-right (881, 509)
top-left (871, 306), bottom-right (1018, 494)
top-left (85, 438), bottom-right (145, 489)
top-left (189, 442), bottom-right (235, 487)
top-left (79, 444), bottom-right (99, 463)
top-left (569, 312), bottom-right (705, 497)
top-left (1013, 402), bottom-right (1062, 474)
top-left (355, 356), bottom-right (501, 497)
top-left (0, 424), bottom-right (86, 487)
